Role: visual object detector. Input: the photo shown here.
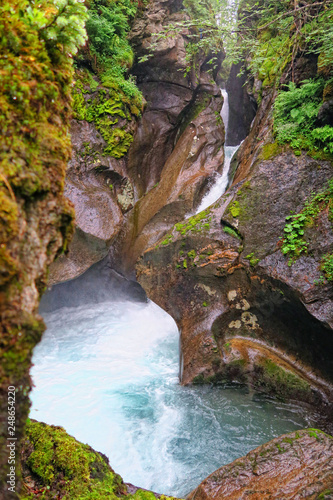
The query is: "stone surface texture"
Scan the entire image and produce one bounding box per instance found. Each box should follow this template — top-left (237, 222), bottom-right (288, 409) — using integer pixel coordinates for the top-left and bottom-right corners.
top-left (187, 429), bottom-right (333, 500)
top-left (50, 0), bottom-right (225, 283)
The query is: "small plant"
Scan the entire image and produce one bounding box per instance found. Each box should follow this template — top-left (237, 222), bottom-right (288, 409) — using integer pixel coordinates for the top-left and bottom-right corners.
top-left (281, 179), bottom-right (333, 264)
top-left (187, 250), bottom-right (196, 259)
top-left (321, 253), bottom-right (333, 282)
top-left (183, 259), bottom-right (188, 269)
top-left (202, 301), bottom-right (208, 307)
top-left (245, 253), bottom-right (260, 266)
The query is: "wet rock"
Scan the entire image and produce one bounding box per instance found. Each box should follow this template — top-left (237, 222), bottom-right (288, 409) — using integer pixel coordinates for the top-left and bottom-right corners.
top-left (136, 87), bottom-right (333, 429)
top-left (187, 429), bottom-right (333, 500)
top-left (41, 257), bottom-right (147, 313)
top-left (48, 117), bottom-right (133, 284)
top-left (226, 63), bottom-right (257, 146)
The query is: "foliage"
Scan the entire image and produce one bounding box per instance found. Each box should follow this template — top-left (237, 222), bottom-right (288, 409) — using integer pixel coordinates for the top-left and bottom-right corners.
top-left (273, 79), bottom-right (333, 155)
top-left (138, 0), bottom-right (223, 76)
top-left (321, 253), bottom-right (333, 282)
top-left (281, 179), bottom-right (333, 264)
top-left (235, 0), bottom-right (333, 85)
top-left (77, 0), bottom-right (142, 105)
top-left (72, 0), bottom-right (143, 158)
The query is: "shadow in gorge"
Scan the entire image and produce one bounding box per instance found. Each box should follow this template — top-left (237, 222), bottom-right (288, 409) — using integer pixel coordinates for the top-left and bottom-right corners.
top-left (40, 256), bottom-right (147, 312)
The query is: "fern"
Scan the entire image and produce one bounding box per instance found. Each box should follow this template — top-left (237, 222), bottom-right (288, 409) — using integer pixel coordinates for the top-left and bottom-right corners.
top-left (273, 79), bottom-right (333, 156)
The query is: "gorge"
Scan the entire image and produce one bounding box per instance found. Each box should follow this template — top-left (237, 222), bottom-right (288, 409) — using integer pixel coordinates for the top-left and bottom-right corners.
top-left (0, 0), bottom-right (333, 498)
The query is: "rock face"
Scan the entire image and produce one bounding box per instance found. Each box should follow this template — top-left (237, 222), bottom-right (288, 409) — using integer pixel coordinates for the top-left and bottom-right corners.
top-left (50, 0), bottom-right (225, 283)
top-left (187, 429), bottom-right (333, 500)
top-left (136, 79), bottom-right (333, 429)
top-left (225, 63), bottom-right (257, 146)
top-left (109, 0), bottom-right (225, 275)
top-left (0, 2), bottom-right (81, 495)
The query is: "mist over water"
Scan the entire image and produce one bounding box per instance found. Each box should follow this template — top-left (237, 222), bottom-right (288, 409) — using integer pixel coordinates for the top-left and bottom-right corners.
top-left (31, 291), bottom-right (313, 496)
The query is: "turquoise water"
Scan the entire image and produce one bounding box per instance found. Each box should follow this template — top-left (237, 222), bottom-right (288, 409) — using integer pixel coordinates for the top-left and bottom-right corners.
top-left (30, 299), bottom-right (313, 496)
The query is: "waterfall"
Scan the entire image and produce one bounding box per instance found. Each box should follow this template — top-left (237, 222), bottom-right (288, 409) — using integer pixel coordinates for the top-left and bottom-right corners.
top-left (195, 88), bottom-right (240, 214)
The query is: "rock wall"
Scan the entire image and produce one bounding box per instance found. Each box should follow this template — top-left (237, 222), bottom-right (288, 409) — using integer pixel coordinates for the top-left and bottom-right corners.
top-left (136, 57), bottom-right (333, 430)
top-left (0, 1), bottom-right (84, 495)
top-left (50, 0), bottom-right (225, 282)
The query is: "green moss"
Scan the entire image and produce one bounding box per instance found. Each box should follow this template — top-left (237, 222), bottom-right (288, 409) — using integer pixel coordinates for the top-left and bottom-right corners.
top-left (22, 421), bottom-right (181, 500)
top-left (223, 226), bottom-right (241, 240)
top-left (161, 234), bottom-right (173, 246)
top-left (255, 359), bottom-right (311, 400)
top-left (72, 84), bottom-right (137, 158)
top-left (183, 259), bottom-right (188, 269)
top-left (187, 249), bottom-right (196, 259)
top-left (317, 490), bottom-right (333, 499)
top-left (321, 253), bottom-right (333, 281)
top-left (228, 200), bottom-right (240, 218)
top-left (259, 142), bottom-right (281, 160)
top-left (202, 301), bottom-right (208, 307)
top-left (174, 209), bottom-right (211, 236)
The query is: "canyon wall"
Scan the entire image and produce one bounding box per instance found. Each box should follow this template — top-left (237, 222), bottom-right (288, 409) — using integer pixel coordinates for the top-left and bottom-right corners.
top-left (50, 0), bottom-right (225, 282)
top-left (136, 54), bottom-right (333, 429)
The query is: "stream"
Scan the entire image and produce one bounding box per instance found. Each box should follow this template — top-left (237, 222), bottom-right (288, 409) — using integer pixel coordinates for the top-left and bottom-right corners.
top-left (30, 293), bottom-right (314, 497)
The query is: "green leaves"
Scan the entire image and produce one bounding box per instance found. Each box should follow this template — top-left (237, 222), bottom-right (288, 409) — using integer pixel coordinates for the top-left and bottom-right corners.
top-left (273, 78), bottom-right (333, 156)
top-left (40, 0), bottom-right (88, 56)
top-left (281, 180), bottom-right (333, 264)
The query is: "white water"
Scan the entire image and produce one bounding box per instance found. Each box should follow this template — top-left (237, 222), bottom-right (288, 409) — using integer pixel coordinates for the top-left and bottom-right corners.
top-left (31, 298), bottom-right (313, 497)
top-left (195, 89), bottom-right (239, 214)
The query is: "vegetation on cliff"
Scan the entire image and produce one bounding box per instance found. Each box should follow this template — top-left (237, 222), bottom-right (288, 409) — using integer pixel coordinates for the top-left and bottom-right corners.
top-left (235, 0), bottom-right (333, 157)
top-left (72, 0), bottom-right (143, 158)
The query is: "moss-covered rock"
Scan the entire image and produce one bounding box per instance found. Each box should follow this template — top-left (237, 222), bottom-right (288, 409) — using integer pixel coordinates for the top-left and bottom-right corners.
top-left (0, 0), bottom-right (84, 494)
top-left (21, 420), bottom-right (180, 500)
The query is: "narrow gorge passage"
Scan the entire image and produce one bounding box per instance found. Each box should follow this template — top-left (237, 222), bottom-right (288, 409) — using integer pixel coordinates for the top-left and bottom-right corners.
top-left (195, 89), bottom-right (239, 214)
top-left (30, 275), bottom-right (315, 497)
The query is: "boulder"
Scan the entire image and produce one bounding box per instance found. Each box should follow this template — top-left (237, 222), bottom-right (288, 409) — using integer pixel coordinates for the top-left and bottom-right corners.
top-left (187, 429), bottom-right (333, 500)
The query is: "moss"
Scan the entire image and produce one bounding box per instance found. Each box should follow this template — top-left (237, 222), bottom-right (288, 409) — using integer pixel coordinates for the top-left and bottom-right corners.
top-left (254, 359), bottom-right (311, 400)
top-left (317, 490), bottom-right (333, 499)
top-left (228, 200), bottom-right (240, 218)
top-left (22, 421), bottom-right (181, 500)
top-left (183, 259), bottom-right (188, 269)
top-left (72, 84), bottom-right (137, 158)
top-left (244, 252), bottom-right (260, 266)
top-left (187, 249), bottom-right (196, 259)
top-left (161, 234), bottom-right (173, 246)
top-left (223, 226), bottom-right (241, 240)
top-left (259, 142), bottom-right (281, 160)
top-left (174, 209), bottom-right (211, 236)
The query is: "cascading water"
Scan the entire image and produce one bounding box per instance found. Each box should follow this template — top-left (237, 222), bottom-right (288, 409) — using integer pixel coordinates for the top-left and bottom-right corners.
top-left (30, 286), bottom-right (314, 497)
top-left (195, 89), bottom-right (240, 214)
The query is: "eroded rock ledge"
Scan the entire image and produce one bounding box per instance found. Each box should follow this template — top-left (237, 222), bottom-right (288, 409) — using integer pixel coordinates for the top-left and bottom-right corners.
top-left (188, 429), bottom-right (333, 500)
